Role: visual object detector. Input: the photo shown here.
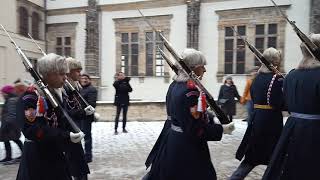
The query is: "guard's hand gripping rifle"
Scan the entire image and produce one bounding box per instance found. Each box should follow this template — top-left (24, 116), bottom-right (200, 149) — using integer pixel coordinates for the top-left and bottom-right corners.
top-left (231, 27), bottom-right (284, 78)
top-left (270, 0), bottom-right (320, 61)
top-left (28, 33), bottom-right (95, 115)
top-left (1, 24), bottom-right (81, 132)
top-left (138, 10), bottom-right (230, 124)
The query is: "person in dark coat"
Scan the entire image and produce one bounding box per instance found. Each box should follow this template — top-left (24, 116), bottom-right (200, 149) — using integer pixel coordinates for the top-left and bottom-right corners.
top-left (230, 47), bottom-right (285, 180)
top-left (80, 73), bottom-right (98, 163)
top-left (0, 85), bottom-right (23, 163)
top-left (16, 53), bottom-right (85, 180)
top-left (142, 80), bottom-right (177, 179)
top-left (113, 72), bottom-right (132, 134)
top-left (218, 76), bottom-right (241, 121)
top-left (63, 57), bottom-right (90, 180)
top-left (147, 48), bottom-right (234, 180)
top-left (262, 34), bottom-right (320, 180)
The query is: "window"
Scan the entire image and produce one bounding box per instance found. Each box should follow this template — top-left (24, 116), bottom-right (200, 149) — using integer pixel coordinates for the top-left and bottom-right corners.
top-left (224, 26), bottom-right (246, 74)
top-left (19, 7), bottom-right (28, 36)
top-left (56, 37), bottom-right (72, 57)
top-left (32, 12), bottom-right (40, 40)
top-left (254, 23), bottom-right (278, 65)
top-left (120, 33), bottom-right (139, 76)
top-left (145, 31), bottom-right (165, 76)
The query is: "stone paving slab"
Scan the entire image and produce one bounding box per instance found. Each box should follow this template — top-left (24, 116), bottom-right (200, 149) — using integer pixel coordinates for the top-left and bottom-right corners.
top-left (0, 120), bottom-right (266, 180)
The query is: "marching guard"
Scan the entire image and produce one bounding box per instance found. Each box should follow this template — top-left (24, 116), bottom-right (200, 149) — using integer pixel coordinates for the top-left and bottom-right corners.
top-left (16, 53), bottom-right (85, 180)
top-left (147, 48), bottom-right (234, 180)
top-left (63, 57), bottom-right (91, 180)
top-left (230, 47), bottom-right (285, 179)
top-left (263, 34), bottom-right (320, 180)
top-left (143, 80), bottom-right (177, 179)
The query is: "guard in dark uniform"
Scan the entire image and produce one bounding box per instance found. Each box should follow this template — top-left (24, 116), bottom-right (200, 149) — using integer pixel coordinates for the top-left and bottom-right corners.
top-left (16, 53), bottom-right (84, 180)
top-left (147, 48), bottom-right (233, 180)
top-left (263, 34), bottom-right (320, 180)
top-left (63, 57), bottom-right (91, 180)
top-left (230, 47), bottom-right (285, 179)
top-left (143, 80), bottom-right (177, 179)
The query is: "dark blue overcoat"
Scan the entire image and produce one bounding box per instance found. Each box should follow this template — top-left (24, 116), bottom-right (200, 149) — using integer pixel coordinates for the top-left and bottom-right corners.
top-left (236, 72), bottom-right (284, 165)
top-left (263, 68), bottom-right (320, 180)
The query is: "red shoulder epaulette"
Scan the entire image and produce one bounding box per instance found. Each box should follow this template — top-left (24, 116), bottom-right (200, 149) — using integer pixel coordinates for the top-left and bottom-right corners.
top-left (187, 80), bottom-right (197, 90)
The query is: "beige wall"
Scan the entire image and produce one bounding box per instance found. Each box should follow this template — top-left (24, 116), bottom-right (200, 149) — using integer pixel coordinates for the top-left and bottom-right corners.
top-left (0, 0), bottom-right (45, 102)
top-left (0, 0), bottom-right (17, 32)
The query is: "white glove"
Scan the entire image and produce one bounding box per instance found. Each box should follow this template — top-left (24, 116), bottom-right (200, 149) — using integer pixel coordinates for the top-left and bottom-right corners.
top-left (70, 131), bottom-right (85, 143)
top-left (222, 122), bottom-right (235, 135)
top-left (94, 112), bottom-right (100, 122)
top-left (84, 105), bottom-right (95, 116)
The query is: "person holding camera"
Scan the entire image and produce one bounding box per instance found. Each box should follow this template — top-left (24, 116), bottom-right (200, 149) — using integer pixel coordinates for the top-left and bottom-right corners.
top-left (113, 72), bottom-right (132, 134)
top-left (218, 76), bottom-right (241, 122)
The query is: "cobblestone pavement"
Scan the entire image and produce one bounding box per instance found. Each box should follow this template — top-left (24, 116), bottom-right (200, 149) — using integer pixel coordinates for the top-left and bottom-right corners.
top-left (0, 120), bottom-right (267, 180)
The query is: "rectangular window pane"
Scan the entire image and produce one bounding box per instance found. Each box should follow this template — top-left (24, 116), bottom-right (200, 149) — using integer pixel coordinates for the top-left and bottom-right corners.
top-left (268, 37), bottom-right (277, 48)
top-left (64, 47), bottom-right (71, 57)
top-left (256, 24), bottom-right (265, 35)
top-left (131, 55), bottom-right (138, 76)
top-left (237, 26), bottom-right (246, 36)
top-left (236, 51), bottom-right (245, 74)
top-left (225, 63), bottom-right (233, 74)
top-left (225, 39), bottom-right (233, 50)
top-left (121, 33), bottom-right (129, 43)
top-left (268, 24), bottom-right (277, 34)
top-left (146, 43), bottom-right (153, 55)
top-left (131, 44), bottom-right (139, 55)
top-left (56, 37), bottom-right (62, 45)
top-left (146, 32), bottom-right (154, 42)
top-left (237, 39), bottom-right (245, 50)
top-left (225, 27), bottom-right (234, 37)
top-left (225, 50), bottom-right (233, 61)
top-left (146, 54), bottom-right (153, 76)
top-left (255, 38), bottom-right (264, 49)
top-left (121, 44), bottom-right (129, 54)
top-left (131, 33), bottom-right (138, 42)
top-left (65, 37), bottom-right (71, 45)
top-left (56, 47), bottom-right (62, 55)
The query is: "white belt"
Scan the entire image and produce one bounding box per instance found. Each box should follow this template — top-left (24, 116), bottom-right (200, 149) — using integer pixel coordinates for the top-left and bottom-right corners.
top-left (291, 112), bottom-right (320, 120)
top-left (171, 124), bottom-right (183, 133)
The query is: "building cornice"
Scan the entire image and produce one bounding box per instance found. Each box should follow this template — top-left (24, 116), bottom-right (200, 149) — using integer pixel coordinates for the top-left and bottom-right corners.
top-left (18, 0), bottom-right (45, 11)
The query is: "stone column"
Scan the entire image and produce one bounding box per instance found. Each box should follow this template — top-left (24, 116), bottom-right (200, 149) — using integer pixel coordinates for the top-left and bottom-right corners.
top-left (85, 0), bottom-right (100, 86)
top-left (186, 0), bottom-right (201, 50)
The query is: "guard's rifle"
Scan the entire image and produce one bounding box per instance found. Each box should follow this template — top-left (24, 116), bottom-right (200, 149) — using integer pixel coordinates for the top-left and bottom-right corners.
top-left (231, 27), bottom-right (284, 78)
top-left (28, 33), bottom-right (95, 113)
top-left (270, 0), bottom-right (320, 61)
top-left (1, 24), bottom-right (81, 132)
top-left (138, 10), bottom-right (230, 124)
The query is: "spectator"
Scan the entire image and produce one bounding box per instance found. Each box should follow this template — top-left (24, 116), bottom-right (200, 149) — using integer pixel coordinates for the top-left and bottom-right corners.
top-left (113, 72), bottom-right (132, 135)
top-left (0, 85), bottom-right (23, 164)
top-left (240, 68), bottom-right (258, 124)
top-left (80, 73), bottom-right (98, 163)
top-left (218, 76), bottom-right (241, 122)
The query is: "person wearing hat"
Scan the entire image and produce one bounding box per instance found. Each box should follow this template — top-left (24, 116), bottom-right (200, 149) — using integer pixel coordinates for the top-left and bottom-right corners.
top-left (0, 85), bottom-right (23, 164)
top-left (218, 76), bottom-right (241, 122)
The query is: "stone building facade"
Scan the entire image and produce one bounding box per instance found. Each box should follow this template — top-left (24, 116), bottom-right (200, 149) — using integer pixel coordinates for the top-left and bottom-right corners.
top-left (0, 0), bottom-right (317, 107)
